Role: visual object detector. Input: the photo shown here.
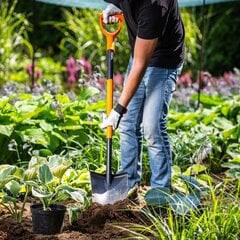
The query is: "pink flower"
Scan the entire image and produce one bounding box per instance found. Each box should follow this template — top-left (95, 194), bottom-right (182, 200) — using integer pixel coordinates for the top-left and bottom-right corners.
top-left (178, 71), bottom-right (192, 87)
top-left (26, 64), bottom-right (35, 76)
top-left (68, 74), bottom-right (76, 85)
top-left (114, 72), bottom-right (124, 88)
top-left (35, 69), bottom-right (42, 80)
top-left (97, 78), bottom-right (105, 90)
top-left (223, 71), bottom-right (234, 85)
top-left (66, 56), bottom-right (78, 74)
top-left (77, 57), bottom-right (92, 76)
top-left (66, 56), bottom-right (79, 85)
top-left (26, 63), bottom-right (42, 84)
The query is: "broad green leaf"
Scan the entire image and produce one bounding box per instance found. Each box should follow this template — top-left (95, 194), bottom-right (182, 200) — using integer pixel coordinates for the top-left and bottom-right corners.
top-left (2, 195), bottom-right (17, 203)
top-left (202, 113), bottom-right (219, 125)
top-left (16, 128), bottom-right (50, 146)
top-left (197, 174), bottom-right (213, 185)
top-left (171, 165), bottom-right (182, 176)
top-left (212, 117), bottom-right (233, 130)
top-left (0, 124), bottom-right (14, 137)
top-left (55, 94), bottom-right (70, 104)
top-left (39, 120), bottom-right (54, 131)
top-left (222, 125), bottom-right (238, 140)
top-left (15, 104), bottom-right (37, 113)
top-left (170, 192), bottom-right (200, 215)
top-left (0, 97), bottom-right (9, 109)
top-left (0, 176), bottom-right (16, 189)
top-left (13, 168), bottom-right (24, 179)
top-left (32, 149), bottom-right (53, 157)
top-left (184, 164), bottom-right (207, 175)
top-left (39, 164), bottom-right (53, 184)
top-left (48, 155), bottom-right (71, 179)
top-left (32, 187), bottom-right (52, 198)
top-left (225, 168), bottom-right (240, 179)
top-left (144, 187), bottom-right (171, 206)
top-left (77, 87), bottom-right (100, 101)
top-left (28, 156), bottom-right (48, 168)
top-left (24, 168), bottom-right (37, 181)
top-left (221, 105), bottom-right (230, 117)
top-left (63, 125), bottom-right (82, 130)
top-left (5, 180), bottom-right (21, 197)
top-left (178, 175), bottom-right (203, 194)
top-left (51, 130), bottom-right (67, 143)
top-left (222, 161), bottom-right (240, 169)
top-left (64, 115), bottom-right (80, 121)
top-left (78, 171), bottom-right (90, 181)
top-left (229, 104), bottom-right (240, 119)
top-left (66, 190), bottom-right (85, 203)
top-left (15, 104), bottom-right (45, 122)
top-left (226, 144), bottom-right (240, 158)
top-left (51, 165), bottom-right (70, 179)
top-left (24, 180), bottom-right (38, 187)
top-left (231, 156), bottom-right (240, 162)
top-left (191, 94), bottom-right (224, 107)
top-left (63, 169), bottom-right (78, 182)
top-left (86, 100), bottom-right (105, 111)
top-left (0, 165), bottom-right (17, 181)
top-left (57, 185), bottom-right (86, 202)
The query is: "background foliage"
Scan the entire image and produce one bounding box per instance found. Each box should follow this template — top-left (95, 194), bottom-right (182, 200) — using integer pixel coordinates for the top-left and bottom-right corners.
top-left (12, 0), bottom-right (240, 77)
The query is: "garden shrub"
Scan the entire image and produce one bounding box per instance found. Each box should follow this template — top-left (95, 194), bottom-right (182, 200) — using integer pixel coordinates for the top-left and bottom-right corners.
top-left (0, 0), bottom-right (31, 86)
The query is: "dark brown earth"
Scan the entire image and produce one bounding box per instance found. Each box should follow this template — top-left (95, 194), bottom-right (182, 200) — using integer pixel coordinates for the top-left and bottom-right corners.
top-left (0, 197), bottom-right (150, 240)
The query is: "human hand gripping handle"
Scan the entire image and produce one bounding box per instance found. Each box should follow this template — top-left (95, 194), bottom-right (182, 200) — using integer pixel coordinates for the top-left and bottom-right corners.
top-left (101, 103), bottom-right (127, 130)
top-left (102, 4), bottom-right (122, 24)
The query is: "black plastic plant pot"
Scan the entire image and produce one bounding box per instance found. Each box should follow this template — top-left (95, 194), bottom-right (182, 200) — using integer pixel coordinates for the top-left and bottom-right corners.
top-left (30, 204), bottom-right (66, 235)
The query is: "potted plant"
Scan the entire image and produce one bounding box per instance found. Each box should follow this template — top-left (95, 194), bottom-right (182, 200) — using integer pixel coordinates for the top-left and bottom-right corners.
top-left (26, 154), bottom-right (86, 234)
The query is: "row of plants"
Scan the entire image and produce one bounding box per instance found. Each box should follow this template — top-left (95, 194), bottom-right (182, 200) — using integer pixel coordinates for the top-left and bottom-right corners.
top-left (0, 86), bottom-right (239, 201)
top-left (0, 88), bottom-right (239, 170)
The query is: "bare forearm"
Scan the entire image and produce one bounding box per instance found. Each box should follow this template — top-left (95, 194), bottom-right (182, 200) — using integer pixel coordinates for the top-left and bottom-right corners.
top-left (118, 37), bottom-right (158, 107)
top-left (118, 62), bottom-right (146, 107)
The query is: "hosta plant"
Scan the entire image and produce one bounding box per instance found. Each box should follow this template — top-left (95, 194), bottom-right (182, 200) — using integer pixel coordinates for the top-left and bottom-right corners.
top-left (144, 175), bottom-right (209, 216)
top-left (25, 154), bottom-right (86, 210)
top-left (0, 164), bottom-right (29, 223)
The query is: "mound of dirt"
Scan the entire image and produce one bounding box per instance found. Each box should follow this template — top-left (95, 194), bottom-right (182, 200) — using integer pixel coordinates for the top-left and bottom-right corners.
top-left (0, 198), bottom-right (150, 240)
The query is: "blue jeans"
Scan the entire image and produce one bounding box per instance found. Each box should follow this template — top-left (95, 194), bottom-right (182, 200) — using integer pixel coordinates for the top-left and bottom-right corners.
top-left (118, 58), bottom-right (181, 190)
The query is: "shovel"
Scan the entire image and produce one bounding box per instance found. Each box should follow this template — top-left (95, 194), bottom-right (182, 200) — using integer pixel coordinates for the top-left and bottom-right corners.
top-left (90, 13), bottom-right (128, 205)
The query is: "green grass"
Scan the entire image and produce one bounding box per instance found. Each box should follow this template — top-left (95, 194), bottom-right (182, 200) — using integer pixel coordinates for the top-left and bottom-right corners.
top-left (114, 181), bottom-right (240, 240)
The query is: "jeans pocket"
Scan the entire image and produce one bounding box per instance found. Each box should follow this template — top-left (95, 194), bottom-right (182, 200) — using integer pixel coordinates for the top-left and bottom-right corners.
top-left (166, 77), bottom-right (176, 94)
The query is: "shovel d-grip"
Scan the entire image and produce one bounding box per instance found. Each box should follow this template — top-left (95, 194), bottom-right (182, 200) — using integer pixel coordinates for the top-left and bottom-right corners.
top-left (99, 13), bottom-right (124, 51)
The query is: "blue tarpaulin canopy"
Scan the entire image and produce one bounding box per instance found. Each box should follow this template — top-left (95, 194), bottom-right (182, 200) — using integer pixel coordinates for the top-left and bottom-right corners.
top-left (36, 0), bottom-right (239, 9)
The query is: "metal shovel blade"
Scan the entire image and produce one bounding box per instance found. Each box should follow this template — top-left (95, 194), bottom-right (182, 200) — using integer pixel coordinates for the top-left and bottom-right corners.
top-left (90, 171), bottom-right (128, 205)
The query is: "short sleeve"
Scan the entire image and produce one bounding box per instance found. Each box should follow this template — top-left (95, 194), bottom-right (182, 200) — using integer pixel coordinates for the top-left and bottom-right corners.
top-left (137, 4), bottom-right (168, 39)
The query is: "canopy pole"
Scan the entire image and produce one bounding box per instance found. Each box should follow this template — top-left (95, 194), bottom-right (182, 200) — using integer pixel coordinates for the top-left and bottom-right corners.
top-left (196, 0), bottom-right (206, 109)
top-left (31, 0), bottom-right (36, 91)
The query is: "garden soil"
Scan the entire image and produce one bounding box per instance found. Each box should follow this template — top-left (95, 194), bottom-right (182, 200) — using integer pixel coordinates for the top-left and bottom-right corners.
top-left (0, 197), bottom-right (151, 240)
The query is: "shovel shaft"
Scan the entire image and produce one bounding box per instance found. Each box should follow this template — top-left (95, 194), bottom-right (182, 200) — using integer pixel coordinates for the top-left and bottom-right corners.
top-left (106, 50), bottom-right (113, 186)
top-left (106, 138), bottom-right (112, 186)
top-left (106, 49), bottom-right (114, 139)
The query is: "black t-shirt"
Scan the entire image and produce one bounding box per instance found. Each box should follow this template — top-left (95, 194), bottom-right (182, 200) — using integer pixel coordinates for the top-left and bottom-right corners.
top-left (105, 0), bottom-right (185, 68)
